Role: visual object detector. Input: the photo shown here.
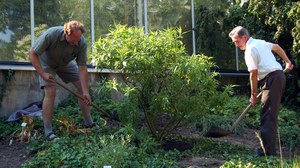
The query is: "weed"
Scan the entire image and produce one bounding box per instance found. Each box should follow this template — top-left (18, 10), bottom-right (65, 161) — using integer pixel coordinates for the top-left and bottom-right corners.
top-left (56, 116), bottom-right (92, 135)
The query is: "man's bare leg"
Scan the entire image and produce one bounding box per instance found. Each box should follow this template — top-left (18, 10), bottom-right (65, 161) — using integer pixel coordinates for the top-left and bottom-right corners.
top-left (42, 86), bottom-right (56, 137)
top-left (72, 80), bottom-right (94, 126)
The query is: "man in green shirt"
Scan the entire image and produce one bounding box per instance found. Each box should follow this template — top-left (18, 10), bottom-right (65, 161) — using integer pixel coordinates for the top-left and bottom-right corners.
top-left (29, 20), bottom-right (99, 139)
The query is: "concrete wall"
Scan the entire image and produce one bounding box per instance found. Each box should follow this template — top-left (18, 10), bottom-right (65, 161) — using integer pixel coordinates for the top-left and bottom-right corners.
top-left (0, 69), bottom-right (44, 117)
top-left (0, 66), bottom-right (121, 117)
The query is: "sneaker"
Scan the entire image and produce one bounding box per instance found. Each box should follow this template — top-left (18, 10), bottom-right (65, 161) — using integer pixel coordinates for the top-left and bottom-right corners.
top-left (45, 132), bottom-right (59, 141)
top-left (84, 123), bottom-right (101, 130)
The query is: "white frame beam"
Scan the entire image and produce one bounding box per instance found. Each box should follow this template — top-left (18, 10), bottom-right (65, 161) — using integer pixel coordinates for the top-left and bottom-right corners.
top-left (30, 0), bottom-right (34, 46)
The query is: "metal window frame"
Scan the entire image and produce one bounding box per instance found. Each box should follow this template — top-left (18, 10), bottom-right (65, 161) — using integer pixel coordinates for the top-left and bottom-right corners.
top-left (28, 0), bottom-right (238, 70)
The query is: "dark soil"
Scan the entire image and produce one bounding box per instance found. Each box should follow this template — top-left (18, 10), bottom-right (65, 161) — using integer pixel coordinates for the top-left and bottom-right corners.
top-left (162, 139), bottom-right (194, 151)
top-left (0, 138), bottom-right (32, 168)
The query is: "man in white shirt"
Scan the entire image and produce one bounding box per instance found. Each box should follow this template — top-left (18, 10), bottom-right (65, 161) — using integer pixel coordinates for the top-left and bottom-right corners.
top-left (229, 26), bottom-right (294, 156)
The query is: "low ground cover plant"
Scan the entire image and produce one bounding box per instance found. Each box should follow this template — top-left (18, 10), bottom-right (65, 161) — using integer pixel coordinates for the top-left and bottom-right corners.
top-left (0, 93), bottom-right (298, 167)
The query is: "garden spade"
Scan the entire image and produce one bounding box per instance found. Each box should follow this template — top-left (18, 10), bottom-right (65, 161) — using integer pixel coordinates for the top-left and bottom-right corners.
top-left (204, 92), bottom-right (262, 138)
top-left (50, 79), bottom-right (118, 121)
top-left (204, 68), bottom-right (292, 138)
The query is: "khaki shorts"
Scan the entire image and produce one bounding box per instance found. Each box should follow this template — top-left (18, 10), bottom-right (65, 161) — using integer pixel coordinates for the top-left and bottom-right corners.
top-left (39, 61), bottom-right (79, 89)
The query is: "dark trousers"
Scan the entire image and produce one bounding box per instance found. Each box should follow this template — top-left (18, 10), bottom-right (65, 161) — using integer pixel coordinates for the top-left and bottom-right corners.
top-left (259, 70), bottom-right (286, 155)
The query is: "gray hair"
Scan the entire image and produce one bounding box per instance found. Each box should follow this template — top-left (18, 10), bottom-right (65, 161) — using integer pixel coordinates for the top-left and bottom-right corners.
top-left (229, 26), bottom-right (249, 38)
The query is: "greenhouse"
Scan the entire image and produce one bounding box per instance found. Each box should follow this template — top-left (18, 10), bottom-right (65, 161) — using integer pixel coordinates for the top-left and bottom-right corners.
top-left (0, 0), bottom-right (299, 167)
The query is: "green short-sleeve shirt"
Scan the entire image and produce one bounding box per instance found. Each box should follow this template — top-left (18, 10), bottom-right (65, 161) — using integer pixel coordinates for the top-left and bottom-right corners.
top-left (33, 26), bottom-right (87, 68)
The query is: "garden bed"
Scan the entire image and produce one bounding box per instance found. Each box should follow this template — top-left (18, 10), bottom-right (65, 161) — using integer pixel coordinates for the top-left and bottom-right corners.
top-left (0, 125), bottom-right (298, 168)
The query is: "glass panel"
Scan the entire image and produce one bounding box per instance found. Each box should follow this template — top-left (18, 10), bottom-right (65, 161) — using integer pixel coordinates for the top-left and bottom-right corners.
top-left (147, 0), bottom-right (193, 55)
top-left (0, 0), bottom-right (245, 70)
top-left (94, 0), bottom-right (143, 39)
top-left (0, 1), bottom-right (30, 62)
top-left (193, 0), bottom-right (247, 70)
top-left (34, 0), bottom-right (91, 59)
top-left (0, 0), bottom-right (91, 62)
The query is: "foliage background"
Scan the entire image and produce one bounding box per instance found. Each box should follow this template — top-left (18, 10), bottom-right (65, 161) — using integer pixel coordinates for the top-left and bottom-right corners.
top-left (193, 0), bottom-right (300, 110)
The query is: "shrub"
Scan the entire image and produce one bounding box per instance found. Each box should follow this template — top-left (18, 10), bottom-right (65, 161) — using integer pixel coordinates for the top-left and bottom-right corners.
top-left (91, 24), bottom-right (232, 141)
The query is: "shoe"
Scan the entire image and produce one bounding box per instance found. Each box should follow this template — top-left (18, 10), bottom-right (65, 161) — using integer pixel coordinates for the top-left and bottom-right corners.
top-left (257, 148), bottom-right (277, 156)
top-left (84, 123), bottom-right (101, 130)
top-left (257, 148), bottom-right (265, 156)
top-left (45, 132), bottom-right (59, 141)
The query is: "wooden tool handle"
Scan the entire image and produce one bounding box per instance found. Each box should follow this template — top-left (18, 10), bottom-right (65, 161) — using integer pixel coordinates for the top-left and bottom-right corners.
top-left (50, 79), bottom-right (112, 119)
top-left (231, 92), bottom-right (262, 131)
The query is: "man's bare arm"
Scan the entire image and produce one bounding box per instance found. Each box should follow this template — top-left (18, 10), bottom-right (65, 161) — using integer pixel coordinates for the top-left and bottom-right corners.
top-left (272, 44), bottom-right (294, 71)
top-left (28, 48), bottom-right (52, 81)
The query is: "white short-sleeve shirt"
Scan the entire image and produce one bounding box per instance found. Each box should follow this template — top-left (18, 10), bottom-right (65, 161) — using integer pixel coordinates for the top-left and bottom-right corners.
top-left (245, 37), bottom-right (282, 80)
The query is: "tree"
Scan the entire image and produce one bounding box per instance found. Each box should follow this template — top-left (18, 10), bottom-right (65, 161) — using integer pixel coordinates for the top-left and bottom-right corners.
top-left (0, 0), bottom-right (30, 61)
top-left (91, 24), bottom-right (231, 141)
top-left (0, 0), bottom-right (62, 61)
top-left (194, 4), bottom-right (238, 69)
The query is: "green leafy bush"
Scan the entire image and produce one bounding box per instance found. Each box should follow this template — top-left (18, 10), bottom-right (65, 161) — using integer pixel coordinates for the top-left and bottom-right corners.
top-left (91, 24), bottom-right (232, 141)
